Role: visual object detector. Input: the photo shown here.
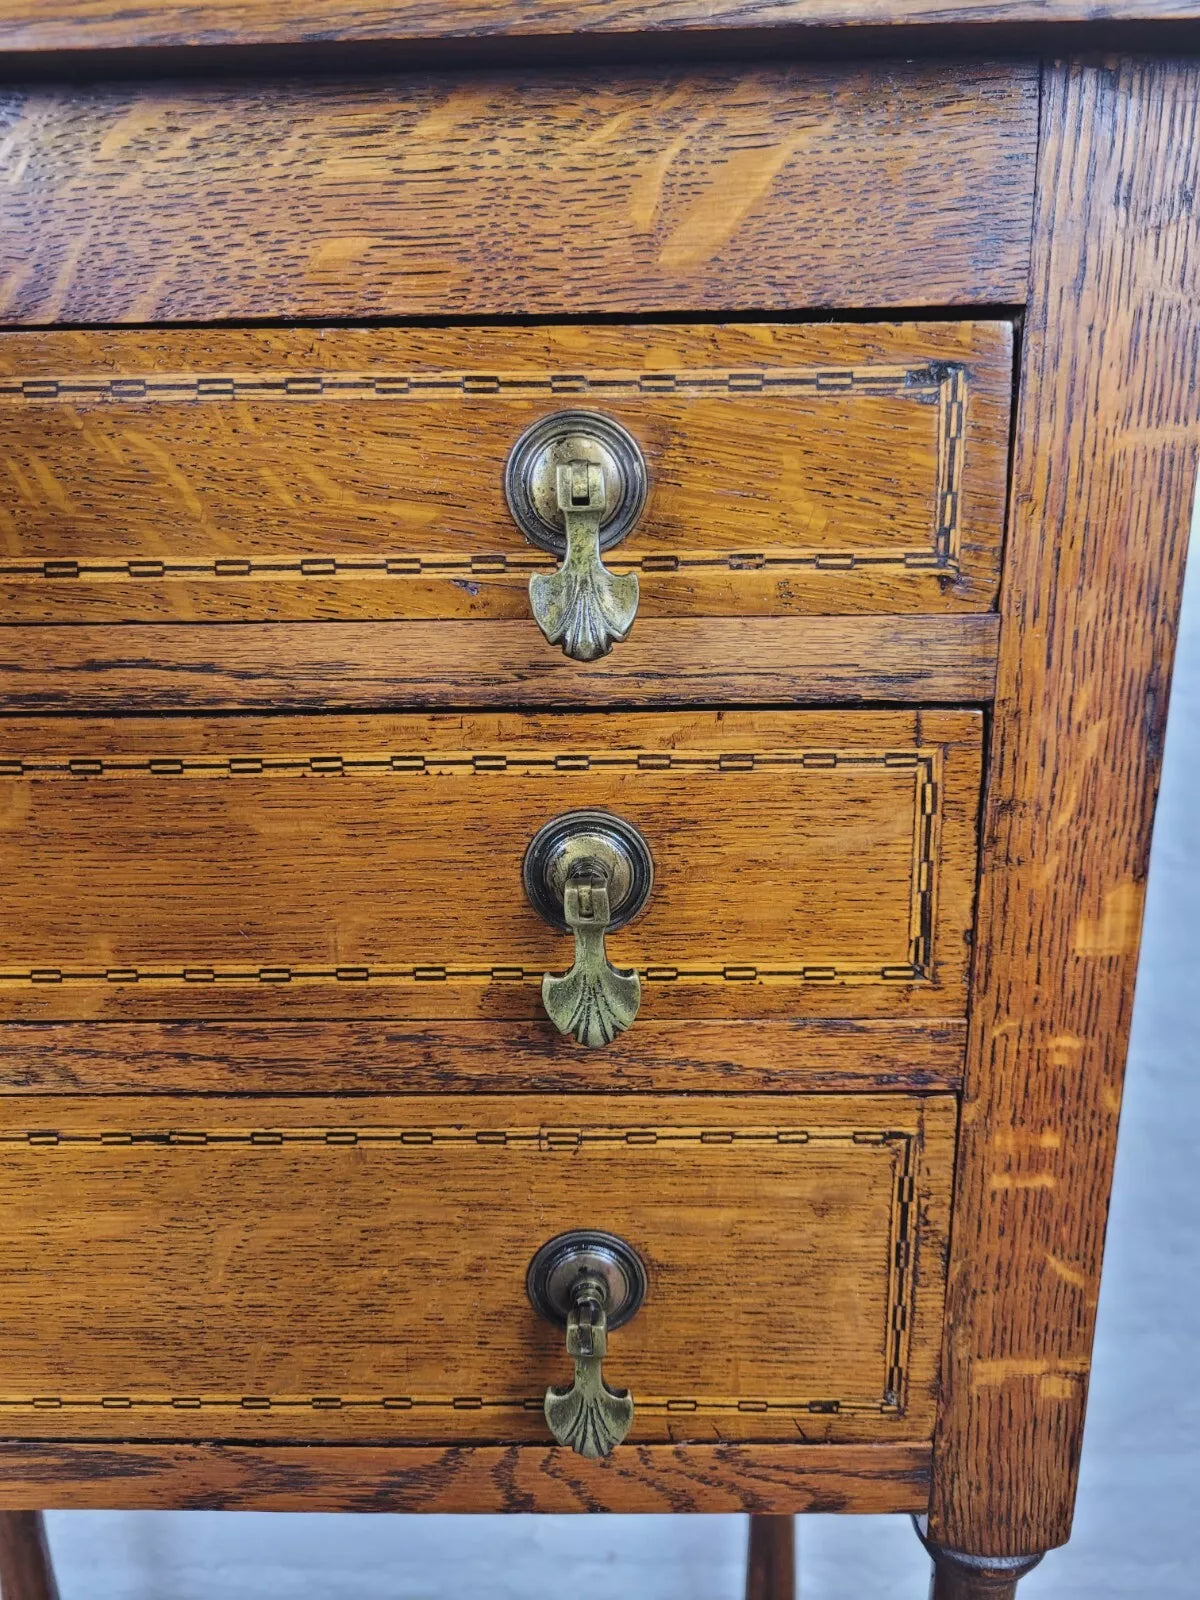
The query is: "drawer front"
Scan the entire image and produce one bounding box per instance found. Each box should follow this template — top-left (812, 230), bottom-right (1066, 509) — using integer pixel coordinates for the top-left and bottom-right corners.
top-left (0, 709), bottom-right (981, 1023)
top-left (0, 66), bottom-right (1036, 323)
top-left (0, 322), bottom-right (1011, 624)
top-left (0, 1093), bottom-right (953, 1445)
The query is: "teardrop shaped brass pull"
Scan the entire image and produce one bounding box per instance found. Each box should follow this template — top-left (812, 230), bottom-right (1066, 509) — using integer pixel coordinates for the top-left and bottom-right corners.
top-left (528, 462), bottom-right (639, 662)
top-left (523, 810), bottom-right (654, 1050)
top-left (527, 1231), bottom-right (647, 1459)
top-left (543, 872), bottom-right (640, 1048)
top-left (544, 1276), bottom-right (634, 1458)
top-left (505, 412), bottom-right (647, 663)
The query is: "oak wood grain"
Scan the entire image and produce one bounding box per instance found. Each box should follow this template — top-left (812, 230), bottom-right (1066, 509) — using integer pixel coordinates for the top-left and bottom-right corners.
top-left (0, 1018), bottom-right (967, 1095)
top-left (929, 58), bottom-right (1200, 1557)
top-left (0, 1092), bottom-right (954, 1446)
top-left (0, 66), bottom-right (1037, 322)
top-left (0, 709), bottom-right (982, 1023)
top-left (0, 321), bottom-right (1012, 622)
top-left (0, 1440), bottom-right (930, 1515)
top-left (0, 616), bottom-right (1000, 710)
top-left (0, 0), bottom-right (1193, 51)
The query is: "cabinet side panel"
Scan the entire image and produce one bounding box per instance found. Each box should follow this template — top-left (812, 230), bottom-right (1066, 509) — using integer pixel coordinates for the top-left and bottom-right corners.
top-left (930, 57), bottom-right (1200, 1556)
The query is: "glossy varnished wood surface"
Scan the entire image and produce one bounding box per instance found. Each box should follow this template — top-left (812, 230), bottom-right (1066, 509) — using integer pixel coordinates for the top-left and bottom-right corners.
top-left (0, 616), bottom-right (1000, 710)
top-left (930, 58), bottom-right (1200, 1557)
top-left (0, 322), bottom-right (1012, 623)
top-left (0, 66), bottom-right (1037, 321)
top-left (0, 1018), bottom-right (967, 1095)
top-left (0, 1093), bottom-right (954, 1445)
top-left (0, 1440), bottom-right (930, 1515)
top-left (0, 709), bottom-right (982, 1023)
top-left (0, 0), bottom-right (1194, 50)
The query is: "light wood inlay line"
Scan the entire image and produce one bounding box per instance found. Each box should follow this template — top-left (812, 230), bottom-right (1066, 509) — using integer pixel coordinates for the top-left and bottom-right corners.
top-left (0, 361), bottom-right (966, 584)
top-left (0, 747), bottom-right (941, 991)
top-left (0, 1123), bottom-right (915, 1420)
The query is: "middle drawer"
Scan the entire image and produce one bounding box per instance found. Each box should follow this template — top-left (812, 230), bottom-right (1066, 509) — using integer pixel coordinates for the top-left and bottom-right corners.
top-left (0, 709), bottom-right (980, 1028)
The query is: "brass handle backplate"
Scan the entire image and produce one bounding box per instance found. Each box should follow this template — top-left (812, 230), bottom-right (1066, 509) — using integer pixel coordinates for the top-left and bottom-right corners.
top-left (505, 411), bottom-right (646, 662)
top-left (527, 1230), bottom-right (648, 1458)
top-left (523, 810), bottom-right (653, 1048)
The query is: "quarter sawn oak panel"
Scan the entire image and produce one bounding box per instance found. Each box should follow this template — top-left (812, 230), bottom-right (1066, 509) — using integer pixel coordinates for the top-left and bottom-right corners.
top-left (0, 710), bottom-right (982, 1023)
top-left (0, 322), bottom-right (1012, 622)
top-left (930, 59), bottom-right (1200, 1556)
top-left (0, 66), bottom-right (1037, 321)
top-left (0, 1093), bottom-right (954, 1446)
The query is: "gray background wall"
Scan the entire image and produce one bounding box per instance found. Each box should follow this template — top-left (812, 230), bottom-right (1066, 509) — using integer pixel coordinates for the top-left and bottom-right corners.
top-left (40, 491), bottom-right (1200, 1597)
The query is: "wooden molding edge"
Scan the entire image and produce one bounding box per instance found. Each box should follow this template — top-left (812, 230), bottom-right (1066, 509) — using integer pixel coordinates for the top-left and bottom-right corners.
top-left (0, 1017), bottom-right (967, 1095)
top-left (0, 1), bottom-right (1196, 54)
top-left (0, 616), bottom-right (999, 710)
top-left (0, 1441), bottom-right (931, 1515)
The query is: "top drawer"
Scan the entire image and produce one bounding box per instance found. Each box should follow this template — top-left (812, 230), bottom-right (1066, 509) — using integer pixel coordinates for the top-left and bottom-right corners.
top-left (0, 321), bottom-right (1011, 629)
top-left (0, 67), bottom-right (1036, 322)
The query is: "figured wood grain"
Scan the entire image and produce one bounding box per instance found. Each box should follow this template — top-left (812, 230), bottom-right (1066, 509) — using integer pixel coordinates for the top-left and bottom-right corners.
top-left (0, 616), bottom-right (1000, 710)
top-left (0, 709), bottom-right (982, 1023)
top-left (0, 0), bottom-right (1194, 51)
top-left (929, 59), bottom-right (1200, 1557)
top-left (0, 66), bottom-right (1037, 321)
top-left (0, 322), bottom-right (1012, 622)
top-left (0, 1440), bottom-right (930, 1515)
top-left (0, 1092), bottom-right (954, 1446)
top-left (0, 1018), bottom-right (967, 1095)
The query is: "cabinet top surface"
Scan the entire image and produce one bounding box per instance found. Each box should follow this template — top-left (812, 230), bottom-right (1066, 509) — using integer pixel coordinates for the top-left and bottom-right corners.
top-left (0, 0), bottom-right (1197, 54)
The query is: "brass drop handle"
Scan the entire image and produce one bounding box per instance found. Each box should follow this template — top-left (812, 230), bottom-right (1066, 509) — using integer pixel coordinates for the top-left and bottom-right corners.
top-left (528, 461), bottom-right (639, 662)
top-left (546, 1275), bottom-right (634, 1458)
top-left (505, 411), bottom-right (647, 663)
top-left (523, 810), bottom-right (654, 1049)
top-left (527, 1231), bottom-right (648, 1459)
top-left (545, 867), bottom-right (640, 1048)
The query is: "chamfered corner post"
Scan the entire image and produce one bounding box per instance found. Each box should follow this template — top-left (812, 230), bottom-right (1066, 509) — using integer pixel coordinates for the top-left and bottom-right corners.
top-left (926, 51), bottom-right (1200, 1578)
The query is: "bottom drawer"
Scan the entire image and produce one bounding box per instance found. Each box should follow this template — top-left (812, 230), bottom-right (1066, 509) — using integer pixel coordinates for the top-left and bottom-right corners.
top-left (0, 1093), bottom-right (953, 1447)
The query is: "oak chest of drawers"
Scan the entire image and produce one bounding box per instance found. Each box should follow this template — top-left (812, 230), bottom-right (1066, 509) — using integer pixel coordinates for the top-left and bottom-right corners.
top-left (0, 8), bottom-right (1196, 1598)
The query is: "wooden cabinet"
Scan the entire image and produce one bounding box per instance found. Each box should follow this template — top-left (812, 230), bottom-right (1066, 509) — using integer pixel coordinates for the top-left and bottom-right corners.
top-left (0, 19), bottom-right (1195, 1600)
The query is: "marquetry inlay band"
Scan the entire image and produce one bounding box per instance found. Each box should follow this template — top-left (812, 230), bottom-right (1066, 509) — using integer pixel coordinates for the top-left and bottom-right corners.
top-left (0, 748), bottom-right (941, 989)
top-left (0, 362), bottom-right (967, 582)
top-left (0, 1126), bottom-right (916, 1420)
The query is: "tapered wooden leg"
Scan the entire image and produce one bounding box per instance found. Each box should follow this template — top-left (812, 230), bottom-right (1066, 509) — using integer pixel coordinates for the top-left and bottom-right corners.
top-left (744, 1513), bottom-right (795, 1600)
top-left (914, 1517), bottom-right (1042, 1600)
top-left (0, 1513), bottom-right (59, 1600)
